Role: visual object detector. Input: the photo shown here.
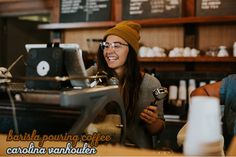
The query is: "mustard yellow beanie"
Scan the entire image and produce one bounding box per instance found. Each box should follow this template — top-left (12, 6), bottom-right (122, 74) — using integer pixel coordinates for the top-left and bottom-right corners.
top-left (104, 21), bottom-right (141, 53)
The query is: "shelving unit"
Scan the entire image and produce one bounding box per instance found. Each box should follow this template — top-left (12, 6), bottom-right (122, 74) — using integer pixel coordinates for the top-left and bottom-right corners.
top-left (35, 0), bottom-right (236, 89)
top-left (38, 15), bottom-right (236, 30)
top-left (36, 0), bottom-right (236, 117)
top-left (138, 57), bottom-right (236, 62)
top-left (38, 21), bottom-right (117, 30)
top-left (139, 57), bottom-right (236, 71)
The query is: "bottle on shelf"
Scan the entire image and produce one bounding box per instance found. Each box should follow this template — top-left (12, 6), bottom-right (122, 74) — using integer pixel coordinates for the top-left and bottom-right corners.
top-left (233, 42), bottom-right (236, 57)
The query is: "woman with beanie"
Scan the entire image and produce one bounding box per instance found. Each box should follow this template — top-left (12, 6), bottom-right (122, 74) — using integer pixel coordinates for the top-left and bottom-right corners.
top-left (87, 21), bottom-right (165, 149)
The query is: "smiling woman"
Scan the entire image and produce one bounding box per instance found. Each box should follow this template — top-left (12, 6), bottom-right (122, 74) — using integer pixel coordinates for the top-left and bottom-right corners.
top-left (102, 35), bottom-right (129, 75)
top-left (86, 21), bottom-right (165, 149)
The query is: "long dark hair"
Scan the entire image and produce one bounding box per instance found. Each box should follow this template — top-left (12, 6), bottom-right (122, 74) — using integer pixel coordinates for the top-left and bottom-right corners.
top-left (97, 43), bottom-right (143, 120)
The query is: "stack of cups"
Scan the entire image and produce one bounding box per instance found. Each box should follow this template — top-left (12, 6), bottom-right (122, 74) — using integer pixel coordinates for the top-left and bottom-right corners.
top-left (168, 85), bottom-right (178, 106)
top-left (199, 82), bottom-right (206, 87)
top-left (184, 96), bottom-right (224, 156)
top-left (178, 80), bottom-right (187, 106)
top-left (169, 85), bottom-right (178, 101)
top-left (188, 79), bottom-right (196, 103)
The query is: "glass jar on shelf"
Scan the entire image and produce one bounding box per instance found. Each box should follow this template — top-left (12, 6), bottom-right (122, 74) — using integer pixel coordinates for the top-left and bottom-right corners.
top-left (217, 46), bottom-right (229, 57)
top-left (205, 46), bottom-right (218, 57)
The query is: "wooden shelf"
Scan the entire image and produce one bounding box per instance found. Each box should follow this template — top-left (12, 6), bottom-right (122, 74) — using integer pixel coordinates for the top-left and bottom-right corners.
top-left (138, 57), bottom-right (236, 63)
top-left (138, 57), bottom-right (236, 73)
top-left (38, 16), bottom-right (236, 30)
top-left (135, 16), bottom-right (236, 26)
top-left (38, 21), bottom-right (117, 30)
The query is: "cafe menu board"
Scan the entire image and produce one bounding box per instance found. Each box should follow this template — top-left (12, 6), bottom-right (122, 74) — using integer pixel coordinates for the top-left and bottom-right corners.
top-left (60, 0), bottom-right (112, 23)
top-left (122, 0), bottom-right (182, 20)
top-left (196, 0), bottom-right (236, 16)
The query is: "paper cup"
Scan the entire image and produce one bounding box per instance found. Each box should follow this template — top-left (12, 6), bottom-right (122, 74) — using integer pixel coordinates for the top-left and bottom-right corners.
top-left (184, 96), bottom-right (223, 156)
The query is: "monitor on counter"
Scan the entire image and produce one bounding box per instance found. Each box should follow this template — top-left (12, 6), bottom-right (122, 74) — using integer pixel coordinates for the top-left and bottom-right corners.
top-left (25, 43), bottom-right (80, 52)
top-left (25, 43), bottom-right (89, 88)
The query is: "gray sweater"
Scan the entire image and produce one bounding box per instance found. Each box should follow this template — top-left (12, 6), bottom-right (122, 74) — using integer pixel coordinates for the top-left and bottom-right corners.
top-left (125, 73), bottom-right (164, 149)
top-left (87, 66), bottom-right (164, 148)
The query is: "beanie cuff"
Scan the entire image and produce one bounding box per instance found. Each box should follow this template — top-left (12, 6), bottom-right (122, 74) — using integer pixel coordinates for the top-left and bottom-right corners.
top-left (104, 22), bottom-right (140, 53)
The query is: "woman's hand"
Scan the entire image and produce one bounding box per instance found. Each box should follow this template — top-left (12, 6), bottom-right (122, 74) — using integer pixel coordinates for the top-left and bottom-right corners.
top-left (140, 105), bottom-right (165, 134)
top-left (140, 106), bottom-right (158, 124)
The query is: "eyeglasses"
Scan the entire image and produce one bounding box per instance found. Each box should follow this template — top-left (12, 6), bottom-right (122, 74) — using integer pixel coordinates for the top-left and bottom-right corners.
top-left (100, 41), bottom-right (128, 51)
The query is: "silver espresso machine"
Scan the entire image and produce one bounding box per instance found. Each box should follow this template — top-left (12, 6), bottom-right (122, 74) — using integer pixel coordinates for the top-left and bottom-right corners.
top-left (0, 44), bottom-right (126, 144)
top-left (0, 83), bottom-right (126, 144)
